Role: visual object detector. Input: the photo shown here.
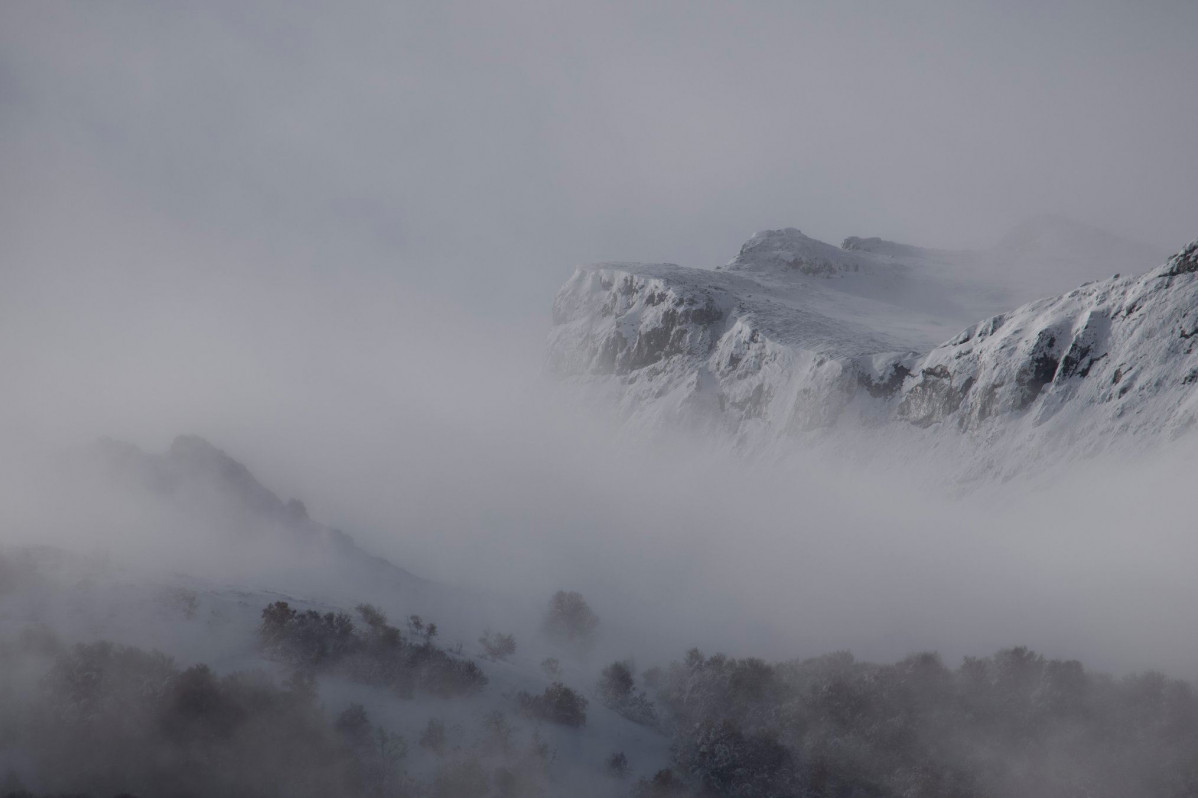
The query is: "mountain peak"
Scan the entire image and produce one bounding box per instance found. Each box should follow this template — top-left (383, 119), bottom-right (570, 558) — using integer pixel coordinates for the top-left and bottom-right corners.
top-left (166, 434), bottom-right (299, 519)
top-left (723, 227), bottom-right (867, 275)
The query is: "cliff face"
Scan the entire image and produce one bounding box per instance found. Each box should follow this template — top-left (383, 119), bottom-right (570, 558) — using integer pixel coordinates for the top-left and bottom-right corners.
top-left (547, 227), bottom-right (1198, 464)
top-left (547, 259), bottom-right (924, 438)
top-left (898, 240), bottom-right (1198, 437)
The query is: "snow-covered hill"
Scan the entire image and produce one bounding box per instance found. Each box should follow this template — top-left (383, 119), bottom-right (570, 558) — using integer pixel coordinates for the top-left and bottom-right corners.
top-left (547, 221), bottom-right (1194, 475)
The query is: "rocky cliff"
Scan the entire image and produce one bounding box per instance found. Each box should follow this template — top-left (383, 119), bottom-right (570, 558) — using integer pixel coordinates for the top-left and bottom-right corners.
top-left (547, 223), bottom-right (1195, 469)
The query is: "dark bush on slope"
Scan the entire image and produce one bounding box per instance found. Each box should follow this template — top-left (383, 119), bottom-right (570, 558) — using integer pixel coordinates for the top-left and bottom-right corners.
top-left (598, 659), bottom-right (635, 702)
top-left (259, 601), bottom-right (487, 698)
top-left (597, 659), bottom-right (657, 727)
top-left (542, 590), bottom-right (598, 650)
top-left (478, 630), bottom-right (517, 661)
top-left (517, 682), bottom-right (588, 727)
top-left (606, 750), bottom-right (629, 778)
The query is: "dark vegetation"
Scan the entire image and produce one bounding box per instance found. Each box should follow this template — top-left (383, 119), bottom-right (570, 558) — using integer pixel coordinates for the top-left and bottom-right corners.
top-left (541, 590), bottom-right (598, 651)
top-left (607, 750), bottom-right (630, 779)
top-left (597, 659), bottom-right (657, 727)
top-left (635, 646), bottom-right (1198, 798)
top-left (478, 630), bottom-right (517, 661)
top-left (0, 631), bottom-right (408, 798)
top-left (259, 601), bottom-right (487, 698)
top-left (517, 682), bottom-right (589, 727)
top-left (0, 610), bottom-right (549, 798)
top-left (2, 568), bottom-right (1196, 798)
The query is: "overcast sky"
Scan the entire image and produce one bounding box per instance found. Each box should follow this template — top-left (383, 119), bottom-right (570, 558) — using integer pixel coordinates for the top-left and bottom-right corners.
top-left (3, 1), bottom-right (1197, 319)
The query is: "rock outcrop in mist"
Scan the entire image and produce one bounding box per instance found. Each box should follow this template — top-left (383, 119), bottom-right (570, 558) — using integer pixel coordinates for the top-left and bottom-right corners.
top-left (547, 220), bottom-right (1194, 475)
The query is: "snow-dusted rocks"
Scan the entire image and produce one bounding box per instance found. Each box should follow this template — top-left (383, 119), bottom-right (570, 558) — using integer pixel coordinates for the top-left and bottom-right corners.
top-left (897, 239), bottom-right (1198, 437)
top-left (548, 265), bottom-right (729, 378)
top-left (547, 257), bottom-right (929, 439)
top-left (548, 225), bottom-right (1197, 466)
top-left (722, 227), bottom-right (872, 276)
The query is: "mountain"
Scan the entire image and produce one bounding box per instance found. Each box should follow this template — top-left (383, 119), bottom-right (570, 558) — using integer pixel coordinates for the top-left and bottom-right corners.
top-left (88, 434), bottom-right (430, 596)
top-left (547, 220), bottom-right (1195, 476)
top-left (2, 437), bottom-right (677, 791)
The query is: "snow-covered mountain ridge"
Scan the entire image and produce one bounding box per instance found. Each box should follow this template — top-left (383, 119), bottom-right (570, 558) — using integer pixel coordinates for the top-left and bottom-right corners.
top-left (548, 223), bottom-right (1196, 470)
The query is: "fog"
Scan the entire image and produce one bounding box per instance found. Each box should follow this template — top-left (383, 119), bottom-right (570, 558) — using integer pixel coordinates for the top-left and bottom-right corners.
top-left (4, 0), bottom-right (1198, 671)
top-left (5, 1), bottom-right (1198, 313)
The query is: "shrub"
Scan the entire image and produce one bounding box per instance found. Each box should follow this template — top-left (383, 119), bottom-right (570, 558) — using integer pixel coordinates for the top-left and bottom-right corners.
top-left (259, 602), bottom-right (485, 698)
top-left (598, 660), bottom-right (635, 704)
top-left (674, 720), bottom-right (798, 797)
top-left (415, 649), bottom-right (488, 698)
top-left (517, 682), bottom-right (588, 727)
top-left (542, 591), bottom-right (598, 649)
top-left (407, 615), bottom-right (438, 645)
top-left (478, 631), bottom-right (517, 661)
top-left (597, 660), bottom-right (657, 726)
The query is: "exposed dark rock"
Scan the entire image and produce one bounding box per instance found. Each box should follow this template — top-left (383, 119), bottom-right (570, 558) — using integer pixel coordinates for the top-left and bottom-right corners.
top-left (923, 364), bottom-right (951, 380)
top-left (724, 228), bottom-right (865, 275)
top-left (1164, 240), bottom-right (1198, 276)
top-left (1059, 345), bottom-right (1102, 378)
top-left (1056, 343), bottom-right (1102, 380)
top-left (976, 315), bottom-right (1006, 339)
top-left (858, 362), bottom-right (912, 398)
top-left (626, 304), bottom-right (722, 371)
top-left (1014, 330), bottom-right (1060, 409)
top-left (897, 366), bottom-right (975, 428)
top-left (841, 236), bottom-right (929, 258)
top-left (785, 256), bottom-right (839, 275)
top-left (1054, 312), bottom-right (1109, 382)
